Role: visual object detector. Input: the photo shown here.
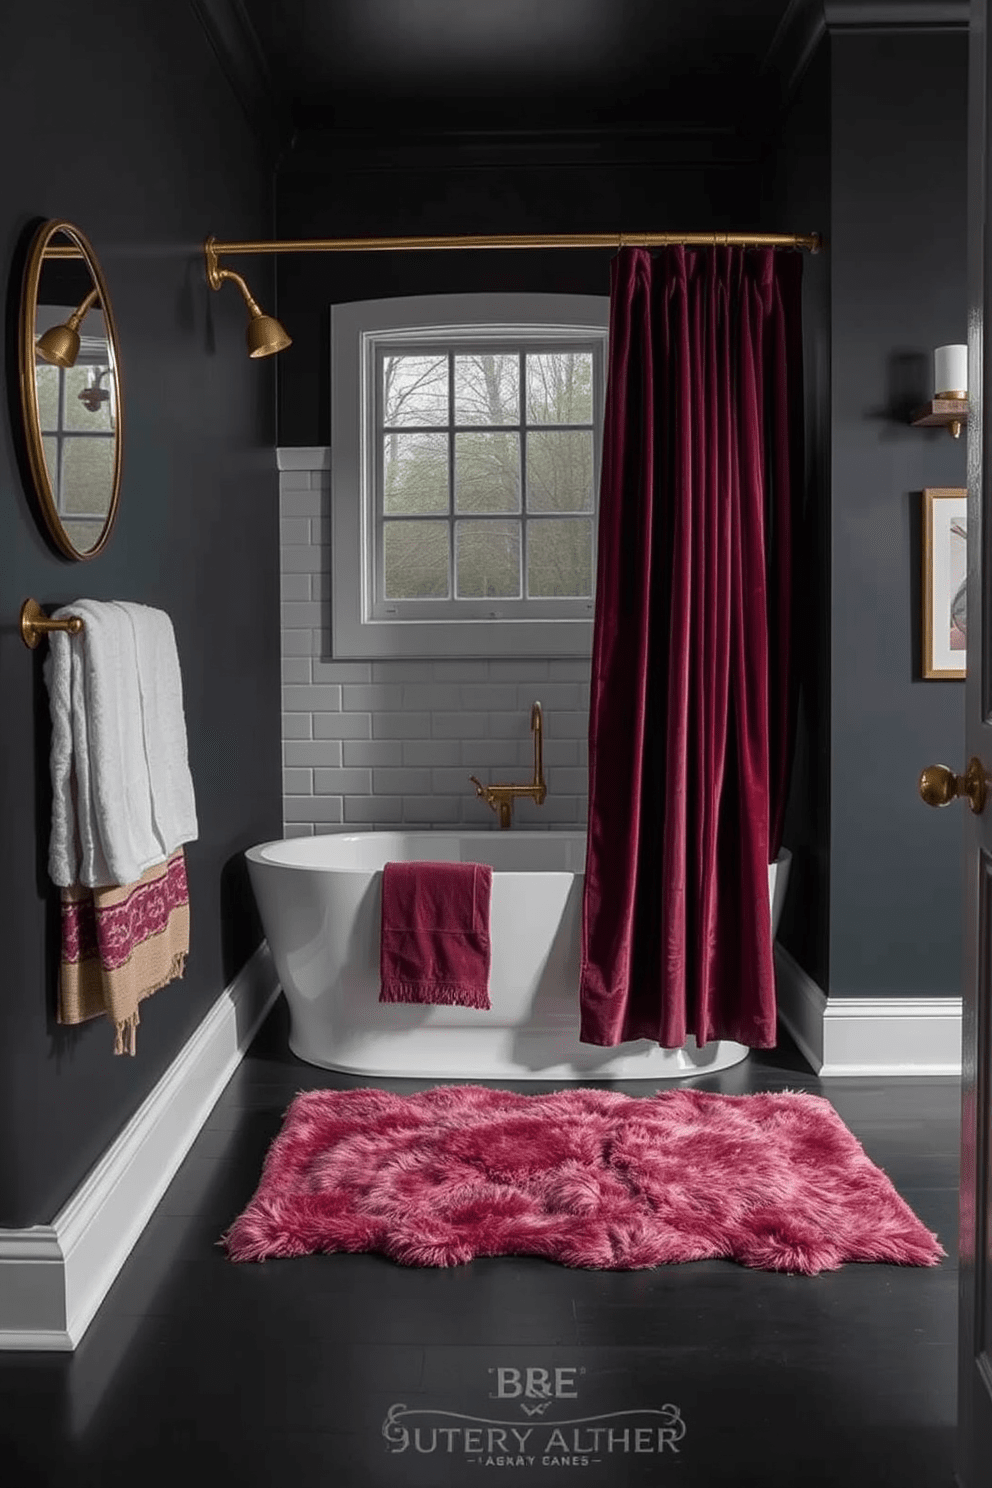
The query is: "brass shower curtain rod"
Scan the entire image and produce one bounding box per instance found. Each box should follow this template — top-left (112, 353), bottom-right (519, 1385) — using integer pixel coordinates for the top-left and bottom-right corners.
top-left (203, 229), bottom-right (821, 357)
top-left (205, 230), bottom-right (820, 258)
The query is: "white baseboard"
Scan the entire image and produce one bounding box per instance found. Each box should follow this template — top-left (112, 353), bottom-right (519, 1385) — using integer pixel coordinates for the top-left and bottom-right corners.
top-left (774, 943), bottom-right (962, 1076)
top-left (0, 942), bottom-right (280, 1351)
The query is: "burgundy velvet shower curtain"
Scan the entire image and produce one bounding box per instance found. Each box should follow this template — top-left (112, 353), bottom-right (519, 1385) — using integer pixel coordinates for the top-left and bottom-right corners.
top-left (579, 246), bottom-right (803, 1050)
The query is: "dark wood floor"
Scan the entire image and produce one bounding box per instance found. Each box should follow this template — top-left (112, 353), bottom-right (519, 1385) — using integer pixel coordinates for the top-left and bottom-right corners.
top-left (0, 997), bottom-right (960, 1488)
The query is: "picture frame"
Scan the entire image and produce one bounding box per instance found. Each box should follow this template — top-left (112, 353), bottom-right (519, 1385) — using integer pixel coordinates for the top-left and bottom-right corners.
top-left (922, 487), bottom-right (967, 680)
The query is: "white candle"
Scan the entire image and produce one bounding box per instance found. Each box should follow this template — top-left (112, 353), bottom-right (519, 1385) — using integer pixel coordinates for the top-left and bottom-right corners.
top-left (934, 344), bottom-right (968, 398)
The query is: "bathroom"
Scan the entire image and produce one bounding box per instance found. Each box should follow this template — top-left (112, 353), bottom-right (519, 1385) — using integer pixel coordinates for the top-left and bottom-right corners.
top-left (0, 1), bottom-right (974, 1483)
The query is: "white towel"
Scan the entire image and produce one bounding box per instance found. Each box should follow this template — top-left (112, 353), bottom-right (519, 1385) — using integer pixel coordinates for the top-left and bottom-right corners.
top-left (45, 600), bottom-right (198, 888)
top-left (114, 602), bottom-right (199, 858)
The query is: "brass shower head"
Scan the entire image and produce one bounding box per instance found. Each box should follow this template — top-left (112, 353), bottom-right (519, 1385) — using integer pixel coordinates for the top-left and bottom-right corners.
top-left (35, 287), bottom-right (100, 369)
top-left (205, 237), bottom-right (291, 359)
top-left (245, 307), bottom-right (293, 359)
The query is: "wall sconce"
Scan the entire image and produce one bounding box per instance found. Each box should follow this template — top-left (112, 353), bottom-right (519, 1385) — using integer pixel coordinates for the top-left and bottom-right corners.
top-left (911, 343), bottom-right (969, 439)
top-left (934, 344), bottom-right (967, 438)
top-left (204, 237), bottom-right (291, 359)
top-left (35, 287), bottom-right (100, 368)
top-left (77, 366), bottom-right (113, 413)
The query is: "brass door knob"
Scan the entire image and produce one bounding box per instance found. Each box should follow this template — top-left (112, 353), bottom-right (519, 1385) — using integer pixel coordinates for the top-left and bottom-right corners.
top-left (919, 757), bottom-right (989, 814)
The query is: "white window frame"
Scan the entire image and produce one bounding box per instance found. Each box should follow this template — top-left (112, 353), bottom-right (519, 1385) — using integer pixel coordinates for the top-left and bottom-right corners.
top-left (331, 293), bottom-right (609, 658)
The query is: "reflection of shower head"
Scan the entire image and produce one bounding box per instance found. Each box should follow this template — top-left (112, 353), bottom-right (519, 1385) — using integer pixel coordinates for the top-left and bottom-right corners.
top-left (35, 287), bottom-right (100, 368)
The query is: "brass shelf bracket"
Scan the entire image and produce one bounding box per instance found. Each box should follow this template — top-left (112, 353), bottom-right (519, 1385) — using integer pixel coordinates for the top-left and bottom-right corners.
top-left (910, 397), bottom-right (968, 440)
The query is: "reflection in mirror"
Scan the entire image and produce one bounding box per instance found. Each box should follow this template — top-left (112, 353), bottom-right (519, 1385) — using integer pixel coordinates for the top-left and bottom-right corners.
top-left (19, 221), bottom-right (123, 560)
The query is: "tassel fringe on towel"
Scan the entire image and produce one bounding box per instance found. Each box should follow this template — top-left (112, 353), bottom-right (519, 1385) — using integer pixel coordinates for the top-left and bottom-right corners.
top-left (378, 980), bottom-right (491, 1009)
top-left (110, 950), bottom-right (187, 1055)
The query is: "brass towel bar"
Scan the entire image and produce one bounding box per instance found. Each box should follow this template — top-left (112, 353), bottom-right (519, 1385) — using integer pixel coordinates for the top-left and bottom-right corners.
top-left (20, 598), bottom-right (84, 649)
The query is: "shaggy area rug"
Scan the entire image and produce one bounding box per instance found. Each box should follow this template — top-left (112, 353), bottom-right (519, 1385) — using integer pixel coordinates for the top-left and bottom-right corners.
top-left (220, 1086), bottom-right (945, 1275)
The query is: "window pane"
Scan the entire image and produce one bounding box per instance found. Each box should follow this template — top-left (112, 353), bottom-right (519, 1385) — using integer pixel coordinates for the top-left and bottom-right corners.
top-left (36, 364), bottom-right (59, 430)
top-left (384, 520), bottom-right (449, 598)
top-left (454, 431), bottom-right (521, 513)
top-left (63, 518), bottom-right (104, 554)
top-left (526, 429), bottom-right (593, 512)
top-left (454, 354), bottom-right (519, 425)
top-left (527, 517), bottom-right (594, 597)
top-left (455, 520), bottom-right (521, 598)
top-left (64, 365), bottom-right (115, 432)
top-left (42, 435), bottom-right (59, 493)
top-left (61, 437), bottom-right (115, 514)
top-left (383, 432), bottom-right (449, 514)
top-left (526, 351), bottom-right (593, 424)
top-left (382, 354), bottom-right (448, 427)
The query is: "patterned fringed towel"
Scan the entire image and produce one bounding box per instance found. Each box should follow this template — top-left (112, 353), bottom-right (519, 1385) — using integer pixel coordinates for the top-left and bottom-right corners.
top-left (59, 849), bottom-right (190, 1055)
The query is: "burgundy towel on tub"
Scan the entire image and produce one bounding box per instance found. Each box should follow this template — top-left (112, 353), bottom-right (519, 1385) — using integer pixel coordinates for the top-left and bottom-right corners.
top-left (379, 861), bottom-right (493, 1009)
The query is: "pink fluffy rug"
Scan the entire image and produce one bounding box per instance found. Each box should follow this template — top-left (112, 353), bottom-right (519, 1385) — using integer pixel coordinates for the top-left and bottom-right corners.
top-left (220, 1086), bottom-right (945, 1275)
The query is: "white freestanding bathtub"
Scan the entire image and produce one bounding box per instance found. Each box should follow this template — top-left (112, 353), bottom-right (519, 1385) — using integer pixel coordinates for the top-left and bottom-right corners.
top-left (246, 832), bottom-right (791, 1080)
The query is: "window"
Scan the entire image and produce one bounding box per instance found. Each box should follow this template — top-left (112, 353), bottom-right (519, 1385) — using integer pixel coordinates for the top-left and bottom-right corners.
top-left (331, 294), bottom-right (609, 658)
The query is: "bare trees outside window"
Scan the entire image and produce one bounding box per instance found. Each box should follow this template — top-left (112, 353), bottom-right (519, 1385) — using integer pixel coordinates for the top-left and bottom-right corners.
top-left (378, 346), bottom-right (598, 605)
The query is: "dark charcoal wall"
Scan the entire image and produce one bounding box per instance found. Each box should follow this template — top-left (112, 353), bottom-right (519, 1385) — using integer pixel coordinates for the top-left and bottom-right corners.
top-left (275, 142), bottom-right (764, 446)
top-left (761, 42), bottom-right (833, 993)
top-left (829, 29), bottom-right (967, 997)
top-left (0, 3), bottom-right (281, 1227)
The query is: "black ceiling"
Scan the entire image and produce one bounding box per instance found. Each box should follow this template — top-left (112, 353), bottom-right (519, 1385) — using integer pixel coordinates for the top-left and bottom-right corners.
top-left (239, 0), bottom-right (793, 135)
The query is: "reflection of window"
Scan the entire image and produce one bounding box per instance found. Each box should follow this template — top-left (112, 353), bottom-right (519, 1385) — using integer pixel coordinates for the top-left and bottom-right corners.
top-left (36, 329), bottom-right (116, 553)
top-left (331, 295), bottom-right (609, 658)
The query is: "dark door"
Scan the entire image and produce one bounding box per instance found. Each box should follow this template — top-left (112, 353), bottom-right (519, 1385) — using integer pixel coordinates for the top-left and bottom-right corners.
top-left (953, 4), bottom-right (992, 1479)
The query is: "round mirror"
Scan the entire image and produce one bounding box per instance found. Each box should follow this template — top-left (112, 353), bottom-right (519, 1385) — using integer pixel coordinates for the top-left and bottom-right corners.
top-left (18, 220), bottom-right (123, 560)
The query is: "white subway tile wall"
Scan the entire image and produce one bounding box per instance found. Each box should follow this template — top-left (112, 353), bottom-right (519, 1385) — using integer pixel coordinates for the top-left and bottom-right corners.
top-left (279, 451), bottom-right (592, 835)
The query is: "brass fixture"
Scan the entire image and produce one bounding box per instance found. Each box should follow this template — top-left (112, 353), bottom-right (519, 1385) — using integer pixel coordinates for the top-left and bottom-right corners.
top-left (204, 230), bottom-right (821, 257)
top-left (470, 702), bottom-right (547, 829)
top-left (205, 232), bottom-right (820, 369)
top-left (35, 286), bottom-right (100, 369)
top-left (20, 598), bottom-right (84, 649)
top-left (203, 231), bottom-right (820, 360)
top-left (919, 757), bottom-right (989, 815)
top-left (910, 395), bottom-right (968, 440)
top-left (204, 237), bottom-right (291, 358)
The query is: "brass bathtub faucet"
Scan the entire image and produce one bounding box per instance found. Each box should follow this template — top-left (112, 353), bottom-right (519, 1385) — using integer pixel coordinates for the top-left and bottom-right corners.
top-left (470, 702), bottom-right (547, 829)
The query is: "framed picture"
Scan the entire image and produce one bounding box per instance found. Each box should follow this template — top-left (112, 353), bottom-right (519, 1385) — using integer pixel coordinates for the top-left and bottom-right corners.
top-left (922, 487), bottom-right (967, 679)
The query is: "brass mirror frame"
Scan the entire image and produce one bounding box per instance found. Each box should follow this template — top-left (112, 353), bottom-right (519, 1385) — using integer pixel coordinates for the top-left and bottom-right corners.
top-left (18, 219), bottom-right (124, 561)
